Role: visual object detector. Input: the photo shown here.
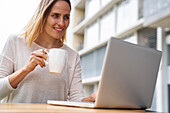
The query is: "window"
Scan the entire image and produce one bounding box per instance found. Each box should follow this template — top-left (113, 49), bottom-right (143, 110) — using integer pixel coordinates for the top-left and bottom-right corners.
top-left (124, 34), bottom-right (137, 44)
top-left (80, 45), bottom-right (107, 79)
top-left (83, 82), bottom-right (98, 96)
top-left (138, 28), bottom-right (157, 49)
top-left (116, 0), bottom-right (138, 33)
top-left (168, 45), bottom-right (170, 66)
top-left (85, 21), bottom-right (99, 48)
top-left (100, 8), bottom-right (115, 42)
top-left (143, 0), bottom-right (170, 17)
top-left (86, 0), bottom-right (100, 18)
top-left (138, 0), bottom-right (143, 19)
top-left (83, 84), bottom-right (94, 97)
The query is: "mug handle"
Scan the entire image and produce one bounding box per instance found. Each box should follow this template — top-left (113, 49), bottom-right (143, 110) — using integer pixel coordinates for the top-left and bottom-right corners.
top-left (44, 50), bottom-right (49, 66)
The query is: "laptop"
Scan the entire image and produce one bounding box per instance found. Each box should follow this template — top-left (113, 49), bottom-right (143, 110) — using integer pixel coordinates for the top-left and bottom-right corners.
top-left (47, 37), bottom-right (162, 109)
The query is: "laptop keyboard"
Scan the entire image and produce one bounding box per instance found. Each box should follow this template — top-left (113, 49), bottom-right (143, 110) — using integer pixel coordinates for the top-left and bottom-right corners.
top-left (47, 100), bottom-right (95, 108)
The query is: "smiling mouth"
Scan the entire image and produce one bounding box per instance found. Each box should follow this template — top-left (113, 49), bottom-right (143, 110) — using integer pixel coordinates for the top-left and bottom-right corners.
top-left (53, 27), bottom-right (64, 32)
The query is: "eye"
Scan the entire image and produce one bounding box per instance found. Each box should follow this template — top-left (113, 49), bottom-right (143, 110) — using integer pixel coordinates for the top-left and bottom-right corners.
top-left (64, 15), bottom-right (70, 20)
top-left (52, 13), bottom-right (59, 18)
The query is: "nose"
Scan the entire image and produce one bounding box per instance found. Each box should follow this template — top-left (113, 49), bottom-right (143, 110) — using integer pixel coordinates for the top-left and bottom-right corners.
top-left (58, 17), bottom-right (64, 27)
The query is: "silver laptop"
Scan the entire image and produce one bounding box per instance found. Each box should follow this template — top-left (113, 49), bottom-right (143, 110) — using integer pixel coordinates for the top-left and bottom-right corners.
top-left (47, 37), bottom-right (162, 109)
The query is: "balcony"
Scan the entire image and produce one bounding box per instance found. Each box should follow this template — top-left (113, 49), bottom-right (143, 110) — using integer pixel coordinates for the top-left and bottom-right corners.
top-left (143, 0), bottom-right (170, 28)
top-left (73, 0), bottom-right (121, 35)
top-left (74, 0), bottom-right (85, 9)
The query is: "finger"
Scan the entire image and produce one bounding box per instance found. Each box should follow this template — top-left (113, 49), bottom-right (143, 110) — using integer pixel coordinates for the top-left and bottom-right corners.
top-left (44, 49), bottom-right (48, 54)
top-left (30, 55), bottom-right (45, 68)
top-left (34, 56), bottom-right (46, 68)
top-left (31, 50), bottom-right (47, 60)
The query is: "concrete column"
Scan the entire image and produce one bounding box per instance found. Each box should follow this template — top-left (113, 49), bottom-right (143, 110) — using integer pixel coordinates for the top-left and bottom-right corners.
top-left (156, 27), bottom-right (168, 112)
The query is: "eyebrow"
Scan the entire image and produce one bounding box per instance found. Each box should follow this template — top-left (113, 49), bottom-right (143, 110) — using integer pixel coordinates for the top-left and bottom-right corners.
top-left (65, 14), bottom-right (70, 16)
top-left (51, 12), bottom-right (70, 16)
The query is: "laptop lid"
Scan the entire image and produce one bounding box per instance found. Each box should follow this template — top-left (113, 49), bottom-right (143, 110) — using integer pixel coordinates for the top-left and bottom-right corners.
top-left (95, 37), bottom-right (162, 109)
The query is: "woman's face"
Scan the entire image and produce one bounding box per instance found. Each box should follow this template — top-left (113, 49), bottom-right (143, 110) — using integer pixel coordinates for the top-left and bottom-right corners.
top-left (43, 0), bottom-right (70, 40)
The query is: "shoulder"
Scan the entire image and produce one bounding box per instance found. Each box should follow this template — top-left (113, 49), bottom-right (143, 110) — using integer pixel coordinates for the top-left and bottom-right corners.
top-left (63, 44), bottom-right (79, 56)
top-left (63, 44), bottom-right (81, 64)
top-left (4, 34), bottom-right (27, 53)
top-left (1, 34), bottom-right (24, 58)
top-left (6, 34), bottom-right (24, 44)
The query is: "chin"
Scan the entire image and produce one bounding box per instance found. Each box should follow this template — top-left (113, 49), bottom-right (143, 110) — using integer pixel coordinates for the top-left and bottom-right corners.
top-left (50, 35), bottom-right (61, 39)
top-left (53, 37), bottom-right (63, 40)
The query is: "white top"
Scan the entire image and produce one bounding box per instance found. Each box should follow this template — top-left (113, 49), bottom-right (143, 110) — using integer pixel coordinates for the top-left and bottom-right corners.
top-left (0, 34), bottom-right (85, 103)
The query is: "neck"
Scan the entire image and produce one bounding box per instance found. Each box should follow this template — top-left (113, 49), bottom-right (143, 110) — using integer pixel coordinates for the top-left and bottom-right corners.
top-left (35, 35), bottom-right (63, 49)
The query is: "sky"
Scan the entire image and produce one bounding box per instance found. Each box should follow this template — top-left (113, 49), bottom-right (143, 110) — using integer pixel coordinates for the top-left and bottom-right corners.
top-left (0, 0), bottom-right (40, 52)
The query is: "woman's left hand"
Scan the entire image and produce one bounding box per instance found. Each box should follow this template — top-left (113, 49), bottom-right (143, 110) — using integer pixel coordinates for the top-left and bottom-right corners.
top-left (81, 91), bottom-right (97, 102)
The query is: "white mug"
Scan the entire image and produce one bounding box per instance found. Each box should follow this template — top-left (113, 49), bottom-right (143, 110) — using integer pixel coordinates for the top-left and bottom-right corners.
top-left (44, 49), bottom-right (67, 75)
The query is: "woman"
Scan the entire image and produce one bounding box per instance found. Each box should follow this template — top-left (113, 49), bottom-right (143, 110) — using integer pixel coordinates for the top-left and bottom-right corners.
top-left (0, 0), bottom-right (96, 103)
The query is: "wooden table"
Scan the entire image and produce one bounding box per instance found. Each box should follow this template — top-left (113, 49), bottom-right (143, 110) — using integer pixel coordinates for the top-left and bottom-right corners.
top-left (0, 103), bottom-right (161, 113)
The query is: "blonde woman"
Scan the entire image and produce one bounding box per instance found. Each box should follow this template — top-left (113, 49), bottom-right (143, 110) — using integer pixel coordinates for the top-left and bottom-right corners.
top-left (0, 0), bottom-right (95, 103)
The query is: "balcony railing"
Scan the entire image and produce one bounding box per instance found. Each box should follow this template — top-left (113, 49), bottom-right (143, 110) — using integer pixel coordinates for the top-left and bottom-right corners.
top-left (143, 0), bottom-right (170, 17)
top-left (143, 0), bottom-right (170, 27)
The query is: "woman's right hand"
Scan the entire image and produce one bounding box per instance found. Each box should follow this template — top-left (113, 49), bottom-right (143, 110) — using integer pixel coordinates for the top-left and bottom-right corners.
top-left (24, 49), bottom-right (47, 73)
top-left (8, 49), bottom-right (48, 89)
top-left (81, 91), bottom-right (98, 102)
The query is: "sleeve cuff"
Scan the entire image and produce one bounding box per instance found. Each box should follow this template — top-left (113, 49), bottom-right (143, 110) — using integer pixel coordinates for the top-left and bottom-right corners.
top-left (6, 76), bottom-right (16, 90)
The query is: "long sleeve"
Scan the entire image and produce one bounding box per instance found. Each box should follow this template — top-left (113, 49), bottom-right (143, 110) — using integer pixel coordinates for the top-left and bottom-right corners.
top-left (0, 35), bottom-right (15, 100)
top-left (0, 35), bottom-right (85, 103)
top-left (68, 53), bottom-right (85, 102)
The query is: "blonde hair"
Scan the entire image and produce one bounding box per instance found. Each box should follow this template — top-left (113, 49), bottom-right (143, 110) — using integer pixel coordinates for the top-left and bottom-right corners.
top-left (21, 0), bottom-right (71, 47)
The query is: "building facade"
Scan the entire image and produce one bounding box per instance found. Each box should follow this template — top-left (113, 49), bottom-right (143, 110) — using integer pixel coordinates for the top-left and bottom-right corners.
top-left (68, 0), bottom-right (170, 112)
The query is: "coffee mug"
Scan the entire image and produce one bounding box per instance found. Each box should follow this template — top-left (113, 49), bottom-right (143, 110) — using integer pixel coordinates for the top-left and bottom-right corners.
top-left (44, 49), bottom-right (67, 75)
